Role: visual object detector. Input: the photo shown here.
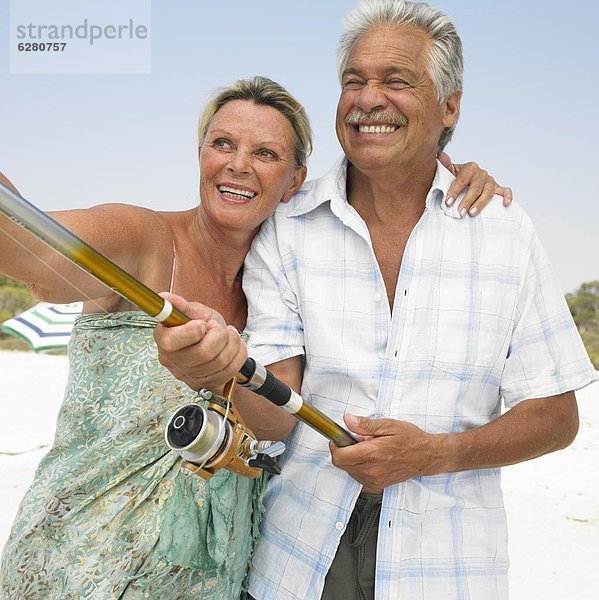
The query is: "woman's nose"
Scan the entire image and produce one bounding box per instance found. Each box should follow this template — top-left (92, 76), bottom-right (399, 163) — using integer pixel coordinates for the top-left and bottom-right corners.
top-left (227, 149), bottom-right (252, 174)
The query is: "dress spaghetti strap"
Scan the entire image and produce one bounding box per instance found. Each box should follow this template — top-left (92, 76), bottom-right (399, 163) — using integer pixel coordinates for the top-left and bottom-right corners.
top-left (169, 240), bottom-right (177, 293)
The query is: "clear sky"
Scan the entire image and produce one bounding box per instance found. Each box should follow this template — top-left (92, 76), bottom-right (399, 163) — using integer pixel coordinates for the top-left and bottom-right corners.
top-left (1, 0), bottom-right (597, 292)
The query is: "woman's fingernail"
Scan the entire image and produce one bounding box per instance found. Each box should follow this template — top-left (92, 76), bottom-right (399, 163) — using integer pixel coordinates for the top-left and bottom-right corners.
top-left (346, 414), bottom-right (359, 425)
top-left (469, 206), bottom-right (478, 216)
top-left (446, 196), bottom-right (455, 207)
top-left (460, 207), bottom-right (467, 218)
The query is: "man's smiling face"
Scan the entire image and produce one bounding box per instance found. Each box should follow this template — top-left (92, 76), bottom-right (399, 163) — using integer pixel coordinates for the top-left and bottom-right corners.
top-left (336, 24), bottom-right (460, 175)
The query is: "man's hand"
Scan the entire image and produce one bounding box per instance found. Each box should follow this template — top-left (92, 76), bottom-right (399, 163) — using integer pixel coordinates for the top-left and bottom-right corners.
top-left (438, 152), bottom-right (513, 217)
top-left (330, 393), bottom-right (579, 493)
top-left (153, 292), bottom-right (247, 392)
top-left (329, 414), bottom-right (446, 493)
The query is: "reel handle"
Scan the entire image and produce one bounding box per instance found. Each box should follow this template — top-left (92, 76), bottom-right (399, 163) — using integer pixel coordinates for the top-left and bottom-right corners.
top-left (165, 381), bottom-right (286, 480)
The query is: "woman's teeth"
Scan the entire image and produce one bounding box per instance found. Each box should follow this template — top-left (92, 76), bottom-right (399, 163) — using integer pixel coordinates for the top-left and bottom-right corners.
top-left (218, 185), bottom-right (256, 200)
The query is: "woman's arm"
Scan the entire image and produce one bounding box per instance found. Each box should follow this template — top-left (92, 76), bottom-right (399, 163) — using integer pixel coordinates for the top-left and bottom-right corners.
top-left (0, 172), bottom-right (20, 194)
top-left (0, 171), bottom-right (170, 304)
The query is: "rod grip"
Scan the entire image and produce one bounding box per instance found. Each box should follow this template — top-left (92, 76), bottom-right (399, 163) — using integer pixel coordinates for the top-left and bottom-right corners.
top-left (239, 357), bottom-right (292, 407)
top-left (238, 357), bottom-right (358, 445)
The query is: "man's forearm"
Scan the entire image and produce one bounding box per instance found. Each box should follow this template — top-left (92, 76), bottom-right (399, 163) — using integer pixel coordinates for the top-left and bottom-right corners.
top-left (229, 355), bottom-right (302, 441)
top-left (438, 391), bottom-right (579, 474)
top-left (229, 385), bottom-right (297, 441)
top-left (331, 391), bottom-right (579, 492)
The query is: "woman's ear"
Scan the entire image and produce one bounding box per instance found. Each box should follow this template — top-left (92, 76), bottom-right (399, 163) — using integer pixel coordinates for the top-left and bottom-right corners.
top-left (281, 165), bottom-right (307, 203)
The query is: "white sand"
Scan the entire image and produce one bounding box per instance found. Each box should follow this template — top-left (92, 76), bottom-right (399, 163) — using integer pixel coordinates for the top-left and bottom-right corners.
top-left (0, 350), bottom-right (597, 598)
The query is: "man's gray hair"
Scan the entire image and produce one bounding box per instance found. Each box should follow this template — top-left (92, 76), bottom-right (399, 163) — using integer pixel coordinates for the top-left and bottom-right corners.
top-left (337, 0), bottom-right (463, 152)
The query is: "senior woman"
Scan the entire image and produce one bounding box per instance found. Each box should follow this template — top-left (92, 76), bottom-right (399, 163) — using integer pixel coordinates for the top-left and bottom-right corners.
top-left (0, 76), bottom-right (505, 599)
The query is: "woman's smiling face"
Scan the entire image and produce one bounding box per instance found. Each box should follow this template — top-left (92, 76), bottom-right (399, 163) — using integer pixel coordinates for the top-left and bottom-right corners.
top-left (199, 99), bottom-right (306, 236)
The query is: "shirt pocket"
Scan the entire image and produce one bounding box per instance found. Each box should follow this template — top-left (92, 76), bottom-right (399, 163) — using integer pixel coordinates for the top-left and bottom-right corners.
top-left (420, 280), bottom-right (516, 372)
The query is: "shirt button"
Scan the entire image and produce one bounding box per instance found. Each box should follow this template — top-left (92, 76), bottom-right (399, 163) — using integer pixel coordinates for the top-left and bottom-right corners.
top-left (374, 292), bottom-right (382, 302)
top-left (335, 522), bottom-right (344, 531)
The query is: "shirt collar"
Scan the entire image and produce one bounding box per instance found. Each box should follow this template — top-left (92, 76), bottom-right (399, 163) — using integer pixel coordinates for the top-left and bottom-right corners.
top-left (429, 160), bottom-right (463, 219)
top-left (289, 156), bottom-right (462, 219)
top-left (288, 155), bottom-right (348, 217)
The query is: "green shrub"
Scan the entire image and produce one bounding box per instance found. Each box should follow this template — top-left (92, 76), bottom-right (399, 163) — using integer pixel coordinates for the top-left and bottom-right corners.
top-left (0, 286), bottom-right (36, 314)
top-left (567, 281), bottom-right (599, 370)
top-left (0, 275), bottom-right (37, 336)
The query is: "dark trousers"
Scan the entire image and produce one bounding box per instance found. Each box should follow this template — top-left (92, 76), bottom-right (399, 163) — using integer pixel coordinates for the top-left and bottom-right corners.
top-left (321, 493), bottom-right (382, 600)
top-left (248, 492), bottom-right (382, 600)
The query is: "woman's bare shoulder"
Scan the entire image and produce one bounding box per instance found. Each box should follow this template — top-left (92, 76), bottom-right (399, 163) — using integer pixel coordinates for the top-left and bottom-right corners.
top-left (49, 203), bottom-right (176, 253)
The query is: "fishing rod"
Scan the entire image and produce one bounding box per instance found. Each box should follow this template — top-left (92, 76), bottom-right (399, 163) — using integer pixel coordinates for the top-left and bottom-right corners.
top-left (0, 181), bottom-right (358, 455)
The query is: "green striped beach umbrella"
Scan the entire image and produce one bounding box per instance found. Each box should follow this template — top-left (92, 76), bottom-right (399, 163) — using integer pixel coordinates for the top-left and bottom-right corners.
top-left (1, 301), bottom-right (82, 352)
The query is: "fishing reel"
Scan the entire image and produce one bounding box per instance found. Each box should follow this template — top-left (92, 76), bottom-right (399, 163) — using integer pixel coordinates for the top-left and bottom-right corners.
top-left (165, 379), bottom-right (285, 480)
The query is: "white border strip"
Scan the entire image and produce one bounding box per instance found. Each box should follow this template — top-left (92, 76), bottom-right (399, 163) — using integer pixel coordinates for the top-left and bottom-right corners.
top-left (154, 299), bottom-right (173, 322)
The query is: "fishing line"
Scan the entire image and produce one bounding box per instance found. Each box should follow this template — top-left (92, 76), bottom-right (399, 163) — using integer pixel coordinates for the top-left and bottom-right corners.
top-left (0, 218), bottom-right (219, 389)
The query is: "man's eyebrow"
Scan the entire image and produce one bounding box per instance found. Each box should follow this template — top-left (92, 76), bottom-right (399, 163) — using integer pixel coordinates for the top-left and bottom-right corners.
top-left (342, 65), bottom-right (418, 79)
top-left (341, 67), bottom-right (363, 78)
top-left (382, 66), bottom-right (417, 78)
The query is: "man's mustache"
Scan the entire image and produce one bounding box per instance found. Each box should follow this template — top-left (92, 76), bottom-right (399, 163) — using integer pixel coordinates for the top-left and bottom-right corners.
top-left (345, 111), bottom-right (408, 126)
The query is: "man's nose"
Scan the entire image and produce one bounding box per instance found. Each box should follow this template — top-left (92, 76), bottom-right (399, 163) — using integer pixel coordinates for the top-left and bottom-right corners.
top-left (353, 82), bottom-right (388, 113)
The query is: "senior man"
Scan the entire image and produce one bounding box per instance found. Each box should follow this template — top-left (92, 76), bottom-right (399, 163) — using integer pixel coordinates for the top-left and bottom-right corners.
top-left (155, 1), bottom-right (597, 598)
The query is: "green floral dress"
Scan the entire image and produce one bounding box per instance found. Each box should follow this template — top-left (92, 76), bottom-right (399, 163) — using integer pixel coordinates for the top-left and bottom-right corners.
top-left (0, 312), bottom-right (265, 599)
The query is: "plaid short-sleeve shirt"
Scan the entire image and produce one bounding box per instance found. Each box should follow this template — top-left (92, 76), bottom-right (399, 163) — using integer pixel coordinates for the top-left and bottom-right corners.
top-left (244, 158), bottom-right (597, 600)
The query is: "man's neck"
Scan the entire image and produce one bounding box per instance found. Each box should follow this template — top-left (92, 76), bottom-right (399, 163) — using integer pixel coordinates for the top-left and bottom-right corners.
top-left (345, 156), bottom-right (438, 309)
top-left (347, 158), bottom-right (437, 227)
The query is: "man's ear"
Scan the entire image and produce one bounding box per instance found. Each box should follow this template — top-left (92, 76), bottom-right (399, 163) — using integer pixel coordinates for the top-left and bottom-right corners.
top-left (281, 165), bottom-right (307, 203)
top-left (442, 91), bottom-right (462, 128)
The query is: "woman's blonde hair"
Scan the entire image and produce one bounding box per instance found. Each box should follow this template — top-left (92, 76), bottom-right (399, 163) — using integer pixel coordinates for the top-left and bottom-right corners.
top-left (198, 76), bottom-right (313, 168)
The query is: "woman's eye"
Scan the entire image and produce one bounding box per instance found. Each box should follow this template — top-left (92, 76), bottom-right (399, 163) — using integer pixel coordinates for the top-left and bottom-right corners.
top-left (212, 138), bottom-right (233, 150)
top-left (257, 149), bottom-right (277, 160)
